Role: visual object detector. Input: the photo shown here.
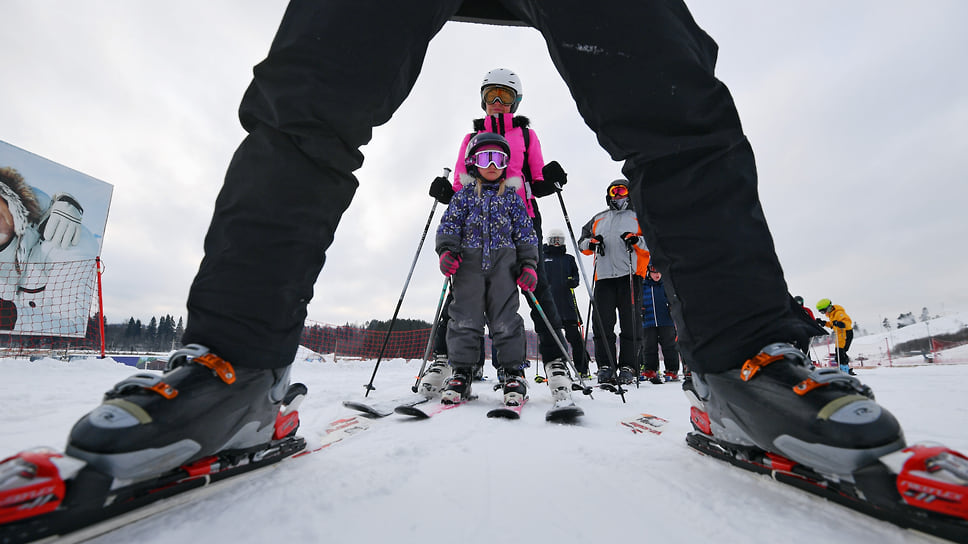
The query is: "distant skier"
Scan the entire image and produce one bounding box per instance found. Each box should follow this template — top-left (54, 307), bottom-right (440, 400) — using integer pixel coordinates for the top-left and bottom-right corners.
top-left (435, 133), bottom-right (538, 407)
top-left (578, 180), bottom-right (649, 385)
top-left (543, 228), bottom-right (589, 377)
top-left (641, 263), bottom-right (680, 383)
top-left (815, 298), bottom-right (855, 375)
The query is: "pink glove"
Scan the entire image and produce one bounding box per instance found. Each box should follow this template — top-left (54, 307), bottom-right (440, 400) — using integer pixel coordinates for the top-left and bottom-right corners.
top-left (516, 266), bottom-right (537, 292)
top-left (439, 251), bottom-right (462, 277)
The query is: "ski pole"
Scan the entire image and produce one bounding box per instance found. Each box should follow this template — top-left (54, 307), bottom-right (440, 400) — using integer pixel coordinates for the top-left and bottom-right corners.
top-left (411, 277), bottom-right (451, 393)
top-left (627, 246), bottom-right (640, 388)
top-left (364, 168), bottom-right (451, 396)
top-left (556, 186), bottom-right (625, 401)
top-left (524, 289), bottom-right (593, 396)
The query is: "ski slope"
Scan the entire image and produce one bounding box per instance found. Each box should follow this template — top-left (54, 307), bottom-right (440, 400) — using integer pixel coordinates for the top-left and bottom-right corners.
top-left (1, 355), bottom-right (966, 544)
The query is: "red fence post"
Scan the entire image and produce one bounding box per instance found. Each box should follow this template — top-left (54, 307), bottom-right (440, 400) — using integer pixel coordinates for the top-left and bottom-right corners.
top-left (96, 257), bottom-right (106, 358)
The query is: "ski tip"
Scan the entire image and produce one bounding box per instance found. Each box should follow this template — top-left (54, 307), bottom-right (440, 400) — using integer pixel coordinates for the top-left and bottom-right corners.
top-left (545, 407), bottom-right (584, 422)
top-left (394, 405), bottom-right (430, 418)
top-left (486, 408), bottom-right (521, 419)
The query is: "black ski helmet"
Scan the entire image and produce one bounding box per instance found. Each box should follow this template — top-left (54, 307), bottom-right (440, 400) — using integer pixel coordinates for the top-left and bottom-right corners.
top-left (606, 179), bottom-right (631, 209)
top-left (464, 132), bottom-right (511, 179)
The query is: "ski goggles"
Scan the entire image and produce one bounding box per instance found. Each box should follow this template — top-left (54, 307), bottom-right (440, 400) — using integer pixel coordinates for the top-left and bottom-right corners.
top-left (468, 149), bottom-right (509, 169)
top-left (482, 86), bottom-right (517, 106)
top-left (608, 185), bottom-right (629, 198)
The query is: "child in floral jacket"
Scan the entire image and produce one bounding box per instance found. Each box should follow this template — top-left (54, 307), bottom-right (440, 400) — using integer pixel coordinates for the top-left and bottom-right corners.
top-left (435, 133), bottom-right (538, 405)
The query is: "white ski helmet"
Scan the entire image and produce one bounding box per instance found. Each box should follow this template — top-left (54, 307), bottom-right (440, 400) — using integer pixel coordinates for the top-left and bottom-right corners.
top-left (546, 228), bottom-right (566, 246)
top-left (481, 68), bottom-right (523, 113)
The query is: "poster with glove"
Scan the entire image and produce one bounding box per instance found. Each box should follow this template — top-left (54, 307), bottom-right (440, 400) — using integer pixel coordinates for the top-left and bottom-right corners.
top-left (0, 140), bottom-right (113, 336)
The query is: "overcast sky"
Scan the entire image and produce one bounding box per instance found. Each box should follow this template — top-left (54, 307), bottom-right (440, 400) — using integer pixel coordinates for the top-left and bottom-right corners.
top-left (2, 1), bottom-right (967, 334)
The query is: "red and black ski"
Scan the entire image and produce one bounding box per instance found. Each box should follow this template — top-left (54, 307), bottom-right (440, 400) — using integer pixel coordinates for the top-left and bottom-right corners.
top-left (686, 432), bottom-right (968, 543)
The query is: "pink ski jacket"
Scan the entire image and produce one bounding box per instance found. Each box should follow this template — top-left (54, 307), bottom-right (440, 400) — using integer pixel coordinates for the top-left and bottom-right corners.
top-left (453, 114), bottom-right (545, 218)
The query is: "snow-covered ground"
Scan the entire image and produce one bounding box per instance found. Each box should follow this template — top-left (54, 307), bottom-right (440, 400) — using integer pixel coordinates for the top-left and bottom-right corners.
top-left (1, 354), bottom-right (966, 544)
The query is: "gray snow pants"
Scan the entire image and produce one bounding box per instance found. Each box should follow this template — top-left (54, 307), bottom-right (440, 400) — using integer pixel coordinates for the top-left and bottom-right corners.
top-left (446, 249), bottom-right (526, 369)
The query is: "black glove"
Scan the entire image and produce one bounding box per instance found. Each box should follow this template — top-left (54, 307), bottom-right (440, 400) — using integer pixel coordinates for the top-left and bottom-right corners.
top-left (815, 318), bottom-right (826, 327)
top-left (621, 231), bottom-right (639, 249)
top-left (429, 176), bottom-right (455, 204)
top-left (832, 320), bottom-right (846, 328)
top-left (542, 161), bottom-right (567, 188)
top-left (588, 235), bottom-right (605, 256)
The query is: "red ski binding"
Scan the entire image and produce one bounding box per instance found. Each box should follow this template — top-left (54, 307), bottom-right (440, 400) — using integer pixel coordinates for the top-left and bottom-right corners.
top-left (0, 448), bottom-right (81, 524)
top-left (892, 443), bottom-right (968, 519)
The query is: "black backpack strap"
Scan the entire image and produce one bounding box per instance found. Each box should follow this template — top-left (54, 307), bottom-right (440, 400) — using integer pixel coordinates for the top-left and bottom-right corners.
top-left (521, 127), bottom-right (532, 184)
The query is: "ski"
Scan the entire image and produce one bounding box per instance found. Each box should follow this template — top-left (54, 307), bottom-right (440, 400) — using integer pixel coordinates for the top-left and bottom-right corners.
top-left (619, 413), bottom-right (667, 435)
top-left (314, 415), bottom-right (375, 450)
top-left (486, 398), bottom-right (527, 419)
top-left (394, 396), bottom-right (476, 419)
top-left (686, 432), bottom-right (968, 543)
top-left (545, 399), bottom-right (584, 422)
top-left (342, 393), bottom-right (431, 418)
top-left (0, 437), bottom-right (306, 544)
top-left (0, 382), bottom-right (345, 544)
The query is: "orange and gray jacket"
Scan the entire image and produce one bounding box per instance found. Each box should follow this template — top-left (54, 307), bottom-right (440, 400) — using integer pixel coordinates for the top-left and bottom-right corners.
top-left (577, 208), bottom-right (649, 281)
top-left (819, 304), bottom-right (853, 348)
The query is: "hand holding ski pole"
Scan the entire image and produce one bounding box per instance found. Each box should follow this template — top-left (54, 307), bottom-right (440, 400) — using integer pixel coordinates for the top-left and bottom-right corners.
top-left (439, 251), bottom-right (461, 277)
top-left (516, 265), bottom-right (537, 292)
top-left (621, 231), bottom-right (639, 250)
top-left (429, 173), bottom-right (455, 204)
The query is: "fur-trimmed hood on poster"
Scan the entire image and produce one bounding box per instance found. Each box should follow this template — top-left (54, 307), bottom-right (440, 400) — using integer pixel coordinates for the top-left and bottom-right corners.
top-left (0, 140), bottom-right (113, 336)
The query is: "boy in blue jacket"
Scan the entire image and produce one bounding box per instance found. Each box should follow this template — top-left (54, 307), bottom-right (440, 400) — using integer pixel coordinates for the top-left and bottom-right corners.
top-left (641, 263), bottom-right (681, 383)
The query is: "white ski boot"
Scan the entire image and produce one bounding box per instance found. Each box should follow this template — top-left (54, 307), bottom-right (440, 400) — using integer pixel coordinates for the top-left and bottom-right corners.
top-left (417, 355), bottom-right (452, 396)
top-left (544, 359), bottom-right (576, 403)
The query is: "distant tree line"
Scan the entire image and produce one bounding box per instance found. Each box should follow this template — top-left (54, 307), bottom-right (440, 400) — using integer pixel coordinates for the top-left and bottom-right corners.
top-left (103, 315), bottom-right (185, 352)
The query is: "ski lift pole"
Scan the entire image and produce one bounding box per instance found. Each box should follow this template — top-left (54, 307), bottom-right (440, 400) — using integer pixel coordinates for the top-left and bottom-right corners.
top-left (364, 168), bottom-right (450, 396)
top-left (411, 277), bottom-right (451, 393)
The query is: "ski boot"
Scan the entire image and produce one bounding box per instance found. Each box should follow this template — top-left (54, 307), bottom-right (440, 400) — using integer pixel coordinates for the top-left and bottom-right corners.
top-left (66, 344), bottom-right (296, 481)
top-left (502, 367), bottom-right (528, 407)
top-left (543, 359), bottom-right (575, 402)
top-left (640, 369), bottom-right (663, 384)
top-left (663, 370), bottom-right (680, 382)
top-left (417, 354), bottom-right (452, 396)
top-left (618, 366), bottom-right (638, 385)
top-left (441, 366), bottom-right (474, 405)
top-left (597, 366), bottom-right (616, 385)
top-left (684, 342), bottom-right (905, 478)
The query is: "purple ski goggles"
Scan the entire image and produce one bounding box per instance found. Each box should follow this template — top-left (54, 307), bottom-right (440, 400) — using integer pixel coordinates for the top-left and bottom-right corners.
top-left (467, 149), bottom-right (509, 169)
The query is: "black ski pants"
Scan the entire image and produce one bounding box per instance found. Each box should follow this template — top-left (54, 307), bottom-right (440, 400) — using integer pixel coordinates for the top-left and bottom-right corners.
top-left (182, 0), bottom-right (813, 373)
top-left (837, 329), bottom-right (854, 366)
top-left (591, 275), bottom-right (642, 370)
top-left (642, 326), bottom-right (680, 374)
top-left (562, 319), bottom-right (588, 375)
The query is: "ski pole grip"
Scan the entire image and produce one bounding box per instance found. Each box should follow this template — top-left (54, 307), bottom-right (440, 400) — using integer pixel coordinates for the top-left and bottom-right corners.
top-left (442, 167), bottom-right (451, 180)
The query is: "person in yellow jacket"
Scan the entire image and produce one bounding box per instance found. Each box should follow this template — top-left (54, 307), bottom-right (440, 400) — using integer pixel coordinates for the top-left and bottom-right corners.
top-left (815, 298), bottom-right (855, 375)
